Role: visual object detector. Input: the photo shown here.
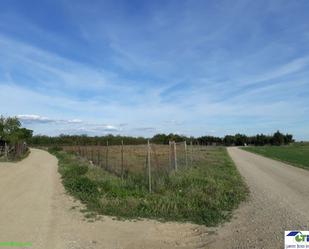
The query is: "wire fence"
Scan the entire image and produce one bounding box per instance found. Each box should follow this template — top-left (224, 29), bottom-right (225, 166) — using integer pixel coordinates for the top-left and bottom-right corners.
top-left (62, 140), bottom-right (204, 192)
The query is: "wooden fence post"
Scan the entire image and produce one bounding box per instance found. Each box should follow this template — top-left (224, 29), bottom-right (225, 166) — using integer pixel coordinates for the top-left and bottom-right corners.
top-left (147, 140), bottom-right (152, 193)
top-left (174, 141), bottom-right (178, 171)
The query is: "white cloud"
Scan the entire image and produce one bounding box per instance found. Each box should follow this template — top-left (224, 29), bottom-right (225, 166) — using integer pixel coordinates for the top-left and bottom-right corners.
top-left (67, 119), bottom-right (83, 124)
top-left (240, 56), bottom-right (309, 86)
top-left (0, 2), bottom-right (309, 140)
top-left (16, 113), bottom-right (119, 133)
top-left (17, 114), bottom-right (54, 123)
top-left (0, 34), bottom-right (139, 95)
top-left (17, 115), bottom-right (84, 125)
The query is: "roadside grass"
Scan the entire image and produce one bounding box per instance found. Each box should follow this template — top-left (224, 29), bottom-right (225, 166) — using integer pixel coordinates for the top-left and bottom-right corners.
top-left (242, 143), bottom-right (309, 170)
top-left (49, 146), bottom-right (248, 226)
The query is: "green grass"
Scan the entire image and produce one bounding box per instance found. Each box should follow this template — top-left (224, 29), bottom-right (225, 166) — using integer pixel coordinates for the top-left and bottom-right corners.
top-left (243, 143), bottom-right (309, 170)
top-left (49, 146), bottom-right (248, 226)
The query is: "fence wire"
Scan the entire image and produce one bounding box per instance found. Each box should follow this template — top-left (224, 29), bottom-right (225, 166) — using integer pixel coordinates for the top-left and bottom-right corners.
top-left (62, 141), bottom-right (204, 192)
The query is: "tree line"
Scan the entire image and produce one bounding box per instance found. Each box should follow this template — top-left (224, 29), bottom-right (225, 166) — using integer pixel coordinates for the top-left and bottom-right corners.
top-left (28, 131), bottom-right (293, 146)
top-left (220, 131), bottom-right (293, 146)
top-left (0, 116), bottom-right (294, 147)
top-left (150, 131), bottom-right (293, 146)
top-left (29, 134), bottom-right (147, 146)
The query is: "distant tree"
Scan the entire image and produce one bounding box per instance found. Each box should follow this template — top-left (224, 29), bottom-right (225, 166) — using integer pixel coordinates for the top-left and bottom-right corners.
top-left (151, 134), bottom-right (169, 144)
top-left (19, 128), bottom-right (33, 141)
top-left (284, 134), bottom-right (293, 145)
top-left (223, 135), bottom-right (235, 146)
top-left (272, 130), bottom-right (285, 146)
top-left (234, 134), bottom-right (247, 146)
top-left (27, 130), bottom-right (294, 147)
top-left (197, 136), bottom-right (223, 145)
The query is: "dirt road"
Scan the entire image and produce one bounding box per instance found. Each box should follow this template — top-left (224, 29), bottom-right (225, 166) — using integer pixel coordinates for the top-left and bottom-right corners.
top-left (208, 147), bottom-right (309, 249)
top-left (1, 148), bottom-right (308, 249)
top-left (0, 149), bottom-right (208, 249)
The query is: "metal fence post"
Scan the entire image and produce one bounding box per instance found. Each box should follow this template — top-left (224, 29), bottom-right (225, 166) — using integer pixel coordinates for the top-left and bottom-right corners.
top-left (121, 140), bottom-right (124, 180)
top-left (174, 141), bottom-right (178, 171)
top-left (106, 140), bottom-right (109, 171)
top-left (97, 143), bottom-right (100, 166)
top-left (147, 140), bottom-right (152, 193)
top-left (190, 140), bottom-right (193, 166)
top-left (185, 140), bottom-right (188, 168)
top-left (91, 146), bottom-right (94, 162)
top-left (169, 140), bottom-right (172, 171)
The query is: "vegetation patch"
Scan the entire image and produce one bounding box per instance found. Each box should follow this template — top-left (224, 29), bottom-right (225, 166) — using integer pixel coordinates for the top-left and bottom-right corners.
top-left (49, 146), bottom-right (248, 226)
top-left (243, 143), bottom-right (309, 170)
top-left (0, 116), bottom-right (33, 161)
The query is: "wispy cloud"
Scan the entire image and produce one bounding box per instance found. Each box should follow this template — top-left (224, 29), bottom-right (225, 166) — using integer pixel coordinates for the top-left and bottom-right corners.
top-left (17, 114), bottom-right (83, 124)
top-left (16, 114), bottom-right (120, 134)
top-left (0, 0), bottom-right (309, 140)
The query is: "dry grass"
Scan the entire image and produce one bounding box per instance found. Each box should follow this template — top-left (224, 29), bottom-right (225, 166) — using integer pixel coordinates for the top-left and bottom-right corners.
top-left (62, 143), bottom-right (203, 176)
top-left (50, 146), bottom-right (248, 225)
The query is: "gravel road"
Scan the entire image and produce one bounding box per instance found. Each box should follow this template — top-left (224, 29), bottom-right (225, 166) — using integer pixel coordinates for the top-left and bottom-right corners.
top-left (208, 147), bottom-right (309, 249)
top-left (0, 149), bottom-right (208, 249)
top-left (1, 148), bottom-right (308, 249)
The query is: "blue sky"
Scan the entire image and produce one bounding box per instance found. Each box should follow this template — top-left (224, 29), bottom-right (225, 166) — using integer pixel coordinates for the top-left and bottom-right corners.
top-left (0, 0), bottom-right (309, 140)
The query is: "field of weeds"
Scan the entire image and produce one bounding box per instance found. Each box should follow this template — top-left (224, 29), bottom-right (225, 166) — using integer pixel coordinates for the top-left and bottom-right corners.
top-left (49, 145), bottom-right (248, 226)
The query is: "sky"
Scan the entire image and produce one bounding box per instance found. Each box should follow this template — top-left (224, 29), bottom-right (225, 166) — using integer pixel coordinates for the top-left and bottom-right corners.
top-left (0, 0), bottom-right (309, 140)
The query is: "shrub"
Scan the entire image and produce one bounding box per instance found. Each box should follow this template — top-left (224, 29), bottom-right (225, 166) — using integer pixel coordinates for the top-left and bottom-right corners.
top-left (64, 176), bottom-right (99, 202)
top-left (62, 165), bottom-right (88, 179)
top-left (48, 146), bottom-right (63, 153)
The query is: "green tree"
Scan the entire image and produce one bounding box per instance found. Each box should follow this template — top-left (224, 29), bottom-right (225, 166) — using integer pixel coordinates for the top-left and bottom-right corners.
top-left (0, 116), bottom-right (33, 144)
top-left (272, 130), bottom-right (285, 146)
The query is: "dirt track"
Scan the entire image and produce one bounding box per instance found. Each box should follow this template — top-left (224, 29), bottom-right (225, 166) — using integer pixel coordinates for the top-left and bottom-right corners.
top-left (0, 149), bottom-right (208, 249)
top-left (1, 148), bottom-right (308, 249)
top-left (208, 147), bottom-right (309, 249)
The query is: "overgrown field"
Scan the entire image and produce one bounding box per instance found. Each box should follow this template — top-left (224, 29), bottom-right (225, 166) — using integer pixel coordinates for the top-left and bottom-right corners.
top-left (243, 143), bottom-right (309, 170)
top-left (62, 143), bottom-right (192, 175)
top-left (49, 146), bottom-right (248, 226)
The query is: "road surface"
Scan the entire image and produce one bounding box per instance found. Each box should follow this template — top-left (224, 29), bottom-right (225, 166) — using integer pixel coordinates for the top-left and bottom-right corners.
top-left (208, 147), bottom-right (309, 249)
top-left (0, 149), bottom-right (208, 249)
top-left (1, 148), bottom-right (308, 249)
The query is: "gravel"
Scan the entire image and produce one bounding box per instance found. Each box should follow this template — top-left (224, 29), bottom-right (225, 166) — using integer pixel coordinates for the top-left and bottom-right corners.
top-left (207, 147), bottom-right (309, 249)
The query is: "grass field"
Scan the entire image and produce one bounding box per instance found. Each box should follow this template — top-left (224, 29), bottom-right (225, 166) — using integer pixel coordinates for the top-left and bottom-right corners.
top-left (49, 146), bottom-right (248, 226)
top-left (62, 143), bottom-right (192, 176)
top-left (243, 143), bottom-right (309, 170)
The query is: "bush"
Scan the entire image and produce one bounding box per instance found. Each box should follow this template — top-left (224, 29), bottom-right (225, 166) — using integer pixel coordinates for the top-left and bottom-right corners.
top-left (48, 146), bottom-right (63, 153)
top-left (64, 176), bottom-right (99, 202)
top-left (62, 165), bottom-right (88, 179)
